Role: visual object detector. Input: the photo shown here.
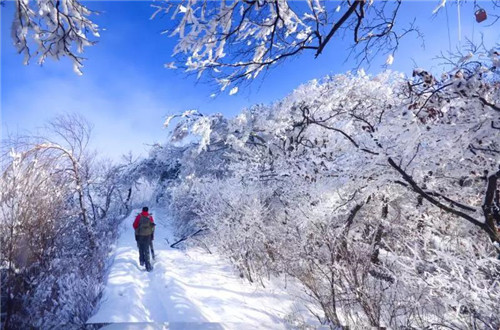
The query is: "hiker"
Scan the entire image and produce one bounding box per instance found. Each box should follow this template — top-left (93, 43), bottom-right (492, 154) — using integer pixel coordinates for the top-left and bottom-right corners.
top-left (133, 207), bottom-right (155, 271)
top-left (136, 222), bottom-right (155, 259)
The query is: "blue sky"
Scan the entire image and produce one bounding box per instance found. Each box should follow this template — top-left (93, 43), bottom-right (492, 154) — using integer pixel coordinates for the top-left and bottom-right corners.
top-left (1, 1), bottom-right (499, 160)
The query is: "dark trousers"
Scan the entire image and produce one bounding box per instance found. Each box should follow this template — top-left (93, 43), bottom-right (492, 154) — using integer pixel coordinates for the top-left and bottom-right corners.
top-left (136, 235), bottom-right (155, 258)
top-left (137, 235), bottom-right (152, 267)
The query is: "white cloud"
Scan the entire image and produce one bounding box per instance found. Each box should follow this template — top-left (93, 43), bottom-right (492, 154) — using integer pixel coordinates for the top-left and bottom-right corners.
top-left (2, 74), bottom-right (173, 161)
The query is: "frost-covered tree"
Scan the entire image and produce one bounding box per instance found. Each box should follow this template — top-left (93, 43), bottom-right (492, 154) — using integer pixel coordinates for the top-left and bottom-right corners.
top-left (0, 114), bottom-right (129, 329)
top-left (158, 53), bottom-right (500, 327)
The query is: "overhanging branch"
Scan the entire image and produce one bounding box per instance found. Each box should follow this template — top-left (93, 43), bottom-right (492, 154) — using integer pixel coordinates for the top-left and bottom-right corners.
top-left (388, 157), bottom-right (499, 244)
top-left (388, 158), bottom-right (484, 227)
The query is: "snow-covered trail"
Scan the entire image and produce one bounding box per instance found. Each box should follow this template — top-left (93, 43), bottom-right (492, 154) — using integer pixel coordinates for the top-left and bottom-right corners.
top-left (86, 209), bottom-right (309, 329)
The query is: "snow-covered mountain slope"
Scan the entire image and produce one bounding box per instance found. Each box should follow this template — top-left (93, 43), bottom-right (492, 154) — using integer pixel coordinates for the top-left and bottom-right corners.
top-left (86, 209), bottom-right (314, 329)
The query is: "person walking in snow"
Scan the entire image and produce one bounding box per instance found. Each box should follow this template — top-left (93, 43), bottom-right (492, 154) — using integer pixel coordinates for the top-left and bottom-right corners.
top-left (133, 207), bottom-right (155, 271)
top-left (135, 221), bottom-right (155, 259)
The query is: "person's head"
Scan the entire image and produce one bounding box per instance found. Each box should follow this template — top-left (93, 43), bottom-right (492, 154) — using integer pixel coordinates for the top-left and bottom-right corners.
top-left (142, 206), bottom-right (149, 212)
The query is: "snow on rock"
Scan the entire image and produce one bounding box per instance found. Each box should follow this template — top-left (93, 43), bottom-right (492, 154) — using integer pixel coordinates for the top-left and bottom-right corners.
top-left (87, 209), bottom-right (312, 329)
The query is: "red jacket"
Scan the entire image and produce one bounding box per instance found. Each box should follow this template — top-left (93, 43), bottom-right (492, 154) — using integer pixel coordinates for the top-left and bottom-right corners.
top-left (133, 211), bottom-right (154, 229)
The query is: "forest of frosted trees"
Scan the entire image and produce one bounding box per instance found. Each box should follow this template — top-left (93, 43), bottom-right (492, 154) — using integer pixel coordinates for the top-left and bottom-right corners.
top-left (154, 56), bottom-right (500, 328)
top-left (2, 55), bottom-right (500, 329)
top-left (2, 0), bottom-right (500, 328)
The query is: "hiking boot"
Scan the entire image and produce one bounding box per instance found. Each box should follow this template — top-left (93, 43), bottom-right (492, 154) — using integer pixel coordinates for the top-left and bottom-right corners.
top-left (146, 262), bottom-right (153, 272)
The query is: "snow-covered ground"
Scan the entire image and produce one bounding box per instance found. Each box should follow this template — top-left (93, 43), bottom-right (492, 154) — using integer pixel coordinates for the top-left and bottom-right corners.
top-left (86, 209), bottom-right (315, 329)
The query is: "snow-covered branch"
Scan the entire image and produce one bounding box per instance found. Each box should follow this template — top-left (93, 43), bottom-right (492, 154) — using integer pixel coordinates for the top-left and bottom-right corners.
top-left (155, 0), bottom-right (419, 90)
top-left (11, 0), bottom-right (99, 74)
